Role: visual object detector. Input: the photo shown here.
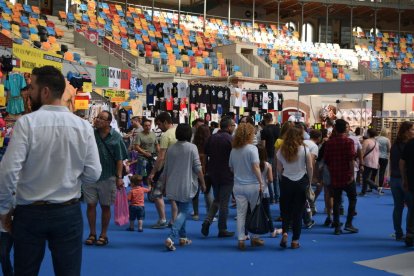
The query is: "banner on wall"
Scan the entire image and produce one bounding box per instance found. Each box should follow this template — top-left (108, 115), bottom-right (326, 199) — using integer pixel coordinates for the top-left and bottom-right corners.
top-left (401, 74), bottom-right (414, 93)
top-left (96, 65), bottom-right (131, 89)
top-left (12, 44), bottom-right (63, 73)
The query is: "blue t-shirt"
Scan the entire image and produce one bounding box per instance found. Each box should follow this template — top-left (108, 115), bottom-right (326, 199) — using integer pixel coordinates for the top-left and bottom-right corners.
top-left (229, 144), bottom-right (260, 185)
top-left (146, 83), bottom-right (156, 105)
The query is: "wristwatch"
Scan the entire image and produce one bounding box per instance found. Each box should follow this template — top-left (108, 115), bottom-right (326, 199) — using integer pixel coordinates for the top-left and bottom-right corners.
top-left (116, 175), bottom-right (123, 179)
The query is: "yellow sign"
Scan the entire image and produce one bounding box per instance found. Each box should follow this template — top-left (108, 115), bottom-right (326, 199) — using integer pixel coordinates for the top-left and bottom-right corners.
top-left (83, 82), bottom-right (92, 93)
top-left (13, 43), bottom-right (63, 73)
top-left (74, 99), bottom-right (89, 110)
top-left (104, 90), bottom-right (126, 102)
top-left (0, 85), bottom-right (4, 97)
top-left (0, 97), bottom-right (6, 106)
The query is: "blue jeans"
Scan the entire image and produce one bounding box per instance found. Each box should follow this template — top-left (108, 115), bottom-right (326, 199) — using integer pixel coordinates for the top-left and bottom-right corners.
top-left (268, 158), bottom-right (280, 201)
top-left (0, 232), bottom-right (13, 276)
top-left (390, 177), bottom-right (414, 238)
top-left (168, 201), bottom-right (191, 240)
top-left (13, 203), bottom-right (83, 276)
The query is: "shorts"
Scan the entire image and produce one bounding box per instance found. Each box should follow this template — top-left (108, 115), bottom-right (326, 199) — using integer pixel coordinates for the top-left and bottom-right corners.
top-left (129, 205), bottom-right (145, 221)
top-left (82, 177), bottom-right (116, 206)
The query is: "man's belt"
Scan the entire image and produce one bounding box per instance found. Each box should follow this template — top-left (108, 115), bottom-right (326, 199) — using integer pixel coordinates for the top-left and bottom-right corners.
top-left (29, 198), bottom-right (80, 206)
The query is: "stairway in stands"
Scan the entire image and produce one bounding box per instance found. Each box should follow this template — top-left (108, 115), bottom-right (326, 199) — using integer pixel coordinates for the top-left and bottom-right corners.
top-left (47, 15), bottom-right (98, 66)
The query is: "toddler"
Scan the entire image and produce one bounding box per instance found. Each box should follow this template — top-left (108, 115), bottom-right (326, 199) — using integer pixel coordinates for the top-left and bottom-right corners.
top-left (126, 175), bottom-right (151, 232)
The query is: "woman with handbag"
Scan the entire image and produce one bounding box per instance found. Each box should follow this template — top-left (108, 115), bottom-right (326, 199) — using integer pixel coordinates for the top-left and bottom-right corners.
top-left (229, 123), bottom-right (264, 250)
top-left (276, 127), bottom-right (313, 249)
top-left (360, 128), bottom-right (380, 196)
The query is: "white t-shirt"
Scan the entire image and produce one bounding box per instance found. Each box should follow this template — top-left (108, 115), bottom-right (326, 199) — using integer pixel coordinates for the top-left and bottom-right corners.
top-left (304, 140), bottom-right (318, 159)
top-left (262, 92), bottom-right (269, 110)
top-left (276, 145), bottom-right (308, 181)
top-left (164, 82), bottom-right (173, 98)
top-left (178, 82), bottom-right (187, 98)
top-left (234, 88), bottom-right (243, 107)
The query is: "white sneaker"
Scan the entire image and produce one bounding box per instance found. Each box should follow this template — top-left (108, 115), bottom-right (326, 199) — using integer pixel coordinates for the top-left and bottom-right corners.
top-left (212, 217), bottom-right (218, 222)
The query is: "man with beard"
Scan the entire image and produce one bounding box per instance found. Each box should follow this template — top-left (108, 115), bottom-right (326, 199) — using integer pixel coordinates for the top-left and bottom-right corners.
top-left (0, 66), bottom-right (102, 275)
top-left (83, 110), bottom-right (127, 246)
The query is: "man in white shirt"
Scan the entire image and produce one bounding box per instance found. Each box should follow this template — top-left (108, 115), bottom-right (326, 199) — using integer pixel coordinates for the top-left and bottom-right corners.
top-left (0, 66), bottom-right (102, 276)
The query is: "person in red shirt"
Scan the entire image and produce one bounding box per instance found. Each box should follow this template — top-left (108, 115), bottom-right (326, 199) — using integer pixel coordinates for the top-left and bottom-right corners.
top-left (324, 119), bottom-right (358, 235)
top-left (126, 175), bottom-right (151, 232)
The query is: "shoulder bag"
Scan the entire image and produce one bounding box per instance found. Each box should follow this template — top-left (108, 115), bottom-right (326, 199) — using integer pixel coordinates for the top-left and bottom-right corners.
top-left (246, 191), bottom-right (270, 235)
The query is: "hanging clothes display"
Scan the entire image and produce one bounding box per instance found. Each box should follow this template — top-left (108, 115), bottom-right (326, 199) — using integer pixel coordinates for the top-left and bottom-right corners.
top-left (5, 73), bottom-right (26, 115)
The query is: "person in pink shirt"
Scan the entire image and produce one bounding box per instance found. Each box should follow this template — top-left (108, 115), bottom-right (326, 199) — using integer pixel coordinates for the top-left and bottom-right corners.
top-left (126, 175), bottom-right (151, 232)
top-left (360, 129), bottom-right (380, 196)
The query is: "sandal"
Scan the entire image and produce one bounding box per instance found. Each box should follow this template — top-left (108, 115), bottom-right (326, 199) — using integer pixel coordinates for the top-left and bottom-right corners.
top-left (85, 234), bottom-right (96, 246)
top-left (95, 236), bottom-right (109, 246)
top-left (179, 238), bottom-right (192, 246)
top-left (165, 238), bottom-right (176, 251)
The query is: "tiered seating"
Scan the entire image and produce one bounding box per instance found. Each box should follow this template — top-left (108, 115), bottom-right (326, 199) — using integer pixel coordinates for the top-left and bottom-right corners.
top-left (59, 0), bottom-right (353, 80)
top-left (0, 0), bottom-right (91, 65)
top-left (354, 31), bottom-right (414, 71)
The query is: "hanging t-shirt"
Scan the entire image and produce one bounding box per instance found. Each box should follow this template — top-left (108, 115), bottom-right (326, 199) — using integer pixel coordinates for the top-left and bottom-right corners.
top-left (164, 82), bottom-right (173, 99)
top-left (156, 83), bottom-right (164, 98)
top-left (189, 84), bottom-right (198, 104)
top-left (5, 74), bottom-right (26, 115)
top-left (257, 93), bottom-right (263, 109)
top-left (166, 97), bottom-right (173, 111)
top-left (210, 86), bottom-right (218, 105)
top-left (278, 93), bottom-right (284, 111)
top-left (203, 85), bottom-right (211, 104)
top-left (178, 82), bottom-right (187, 98)
top-left (253, 93), bottom-right (260, 108)
top-left (146, 83), bottom-right (156, 105)
top-left (173, 97), bottom-right (180, 111)
top-left (180, 98), bottom-right (187, 111)
top-left (246, 92), bottom-right (254, 108)
top-left (118, 108), bottom-right (129, 131)
top-left (196, 84), bottom-right (203, 104)
top-left (172, 82), bottom-right (179, 98)
top-left (172, 110), bottom-right (179, 124)
top-left (268, 92), bottom-right (275, 110)
top-left (262, 92), bottom-right (269, 110)
top-left (222, 87), bottom-right (231, 114)
top-left (234, 88), bottom-right (243, 107)
top-left (217, 86), bottom-right (225, 106)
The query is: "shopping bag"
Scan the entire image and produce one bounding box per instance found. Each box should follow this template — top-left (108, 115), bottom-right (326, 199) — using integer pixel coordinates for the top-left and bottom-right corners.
top-left (114, 187), bottom-right (129, 226)
top-left (246, 192), bottom-right (270, 235)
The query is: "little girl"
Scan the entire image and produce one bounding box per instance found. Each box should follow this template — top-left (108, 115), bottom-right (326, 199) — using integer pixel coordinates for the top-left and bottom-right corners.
top-left (257, 145), bottom-right (282, 237)
top-left (126, 175), bottom-right (151, 232)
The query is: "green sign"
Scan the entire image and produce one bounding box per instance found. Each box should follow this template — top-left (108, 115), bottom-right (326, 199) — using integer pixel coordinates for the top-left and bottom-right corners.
top-left (96, 64), bottom-right (109, 87)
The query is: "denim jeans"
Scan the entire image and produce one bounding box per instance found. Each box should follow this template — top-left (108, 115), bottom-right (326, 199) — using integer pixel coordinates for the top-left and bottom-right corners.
top-left (378, 158), bottom-right (388, 188)
top-left (362, 166), bottom-right (378, 193)
top-left (169, 201), bottom-right (191, 240)
top-left (390, 178), bottom-right (412, 238)
top-left (205, 179), bottom-right (233, 232)
top-left (13, 203), bottom-right (83, 276)
top-left (233, 184), bottom-right (260, 241)
top-left (268, 158), bottom-right (280, 201)
top-left (332, 182), bottom-right (357, 228)
top-left (0, 232), bottom-right (13, 276)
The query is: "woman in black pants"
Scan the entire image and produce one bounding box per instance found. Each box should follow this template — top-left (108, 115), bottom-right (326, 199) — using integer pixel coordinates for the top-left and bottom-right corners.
top-left (276, 127), bottom-right (313, 249)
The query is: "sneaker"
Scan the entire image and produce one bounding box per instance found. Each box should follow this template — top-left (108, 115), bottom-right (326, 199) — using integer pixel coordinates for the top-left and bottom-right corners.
top-left (126, 227), bottom-right (134, 231)
top-left (151, 220), bottom-right (168, 229)
top-left (218, 230), bottom-right (235, 238)
top-left (344, 224), bottom-right (359, 233)
top-left (378, 187), bottom-right (384, 195)
top-left (192, 215), bottom-right (199, 221)
top-left (212, 217), bottom-right (218, 222)
top-left (324, 217), bottom-right (332, 227)
top-left (138, 228), bottom-right (143, 232)
top-left (179, 238), bottom-right (192, 246)
top-left (201, 221), bottom-right (210, 237)
top-left (305, 220), bottom-right (315, 229)
top-left (334, 227), bottom-right (342, 235)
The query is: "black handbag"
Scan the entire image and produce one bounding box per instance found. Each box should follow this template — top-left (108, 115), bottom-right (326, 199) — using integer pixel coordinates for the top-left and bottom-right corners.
top-left (246, 191), bottom-right (270, 235)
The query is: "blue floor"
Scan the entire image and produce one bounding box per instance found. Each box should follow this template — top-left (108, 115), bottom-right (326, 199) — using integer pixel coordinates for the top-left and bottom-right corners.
top-left (36, 187), bottom-right (412, 276)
